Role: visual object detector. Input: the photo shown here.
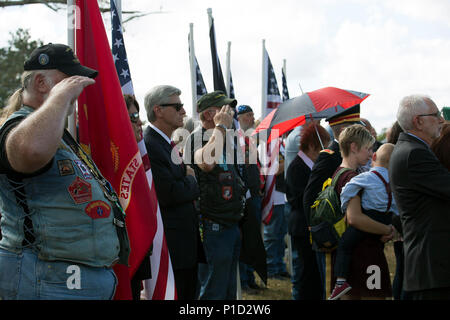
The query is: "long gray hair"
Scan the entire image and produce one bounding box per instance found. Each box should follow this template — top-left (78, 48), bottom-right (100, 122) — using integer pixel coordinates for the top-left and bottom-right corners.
top-left (0, 70), bottom-right (56, 125)
top-left (0, 71), bottom-right (34, 125)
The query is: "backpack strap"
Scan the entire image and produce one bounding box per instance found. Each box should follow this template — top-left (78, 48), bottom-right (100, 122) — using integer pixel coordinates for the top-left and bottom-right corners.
top-left (372, 170), bottom-right (392, 212)
top-left (330, 167), bottom-right (352, 188)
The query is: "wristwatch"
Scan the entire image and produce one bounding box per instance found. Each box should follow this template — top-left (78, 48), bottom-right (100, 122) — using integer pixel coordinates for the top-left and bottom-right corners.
top-left (215, 124), bottom-right (228, 131)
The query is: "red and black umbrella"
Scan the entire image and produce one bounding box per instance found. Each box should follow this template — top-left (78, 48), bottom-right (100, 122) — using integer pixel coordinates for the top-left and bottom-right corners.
top-left (255, 87), bottom-right (370, 142)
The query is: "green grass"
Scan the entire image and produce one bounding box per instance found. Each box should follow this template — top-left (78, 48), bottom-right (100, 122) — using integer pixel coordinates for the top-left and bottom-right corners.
top-left (242, 242), bottom-right (397, 300)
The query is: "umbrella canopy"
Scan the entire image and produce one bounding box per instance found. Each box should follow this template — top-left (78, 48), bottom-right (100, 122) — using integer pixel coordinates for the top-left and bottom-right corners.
top-left (255, 87), bottom-right (369, 142)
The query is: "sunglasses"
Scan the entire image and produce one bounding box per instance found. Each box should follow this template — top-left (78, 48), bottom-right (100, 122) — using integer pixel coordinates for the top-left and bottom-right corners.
top-left (417, 110), bottom-right (442, 118)
top-left (129, 112), bottom-right (140, 123)
top-left (159, 103), bottom-right (184, 112)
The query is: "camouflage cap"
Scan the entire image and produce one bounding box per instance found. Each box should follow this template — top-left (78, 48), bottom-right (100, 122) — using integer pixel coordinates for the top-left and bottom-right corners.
top-left (197, 90), bottom-right (237, 113)
top-left (442, 106), bottom-right (450, 121)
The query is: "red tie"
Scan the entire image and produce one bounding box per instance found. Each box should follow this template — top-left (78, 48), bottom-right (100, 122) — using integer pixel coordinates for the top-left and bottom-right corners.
top-left (170, 141), bottom-right (185, 168)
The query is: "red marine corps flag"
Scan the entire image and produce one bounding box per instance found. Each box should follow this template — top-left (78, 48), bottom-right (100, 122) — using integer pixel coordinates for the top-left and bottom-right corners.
top-left (75, 0), bottom-right (156, 299)
top-left (110, 0), bottom-right (176, 300)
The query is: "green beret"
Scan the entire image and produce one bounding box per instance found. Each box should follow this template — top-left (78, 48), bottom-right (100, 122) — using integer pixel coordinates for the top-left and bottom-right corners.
top-left (197, 90), bottom-right (237, 113)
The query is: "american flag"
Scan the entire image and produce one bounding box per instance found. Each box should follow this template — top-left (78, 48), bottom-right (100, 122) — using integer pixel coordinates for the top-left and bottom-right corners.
top-left (194, 56), bottom-right (207, 100)
top-left (281, 67), bottom-right (290, 101)
top-left (111, 1), bottom-right (133, 95)
top-left (260, 46), bottom-right (282, 225)
top-left (110, 0), bottom-right (176, 300)
top-left (266, 51), bottom-right (281, 111)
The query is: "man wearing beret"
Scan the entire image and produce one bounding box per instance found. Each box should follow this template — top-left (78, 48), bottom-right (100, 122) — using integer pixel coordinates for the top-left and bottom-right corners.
top-left (0, 43), bottom-right (129, 299)
top-left (183, 91), bottom-right (246, 299)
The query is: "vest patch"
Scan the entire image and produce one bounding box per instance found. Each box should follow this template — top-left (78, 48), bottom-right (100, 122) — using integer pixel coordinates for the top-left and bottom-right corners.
top-left (84, 200), bottom-right (111, 219)
top-left (74, 159), bottom-right (93, 179)
top-left (219, 171), bottom-right (232, 182)
top-left (222, 186), bottom-right (233, 200)
top-left (57, 159), bottom-right (75, 176)
top-left (68, 177), bottom-right (92, 204)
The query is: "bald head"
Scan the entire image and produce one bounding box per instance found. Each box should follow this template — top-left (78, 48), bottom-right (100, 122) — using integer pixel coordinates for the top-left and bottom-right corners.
top-left (372, 143), bottom-right (395, 168)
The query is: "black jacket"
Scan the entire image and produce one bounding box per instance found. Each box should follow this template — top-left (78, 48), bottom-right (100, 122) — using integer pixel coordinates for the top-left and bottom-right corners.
top-left (144, 126), bottom-right (202, 270)
top-left (303, 140), bottom-right (342, 226)
top-left (389, 132), bottom-right (450, 291)
top-left (286, 153), bottom-right (312, 237)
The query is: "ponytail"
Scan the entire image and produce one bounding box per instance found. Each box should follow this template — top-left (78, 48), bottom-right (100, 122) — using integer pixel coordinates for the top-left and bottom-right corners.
top-left (0, 71), bottom-right (34, 125)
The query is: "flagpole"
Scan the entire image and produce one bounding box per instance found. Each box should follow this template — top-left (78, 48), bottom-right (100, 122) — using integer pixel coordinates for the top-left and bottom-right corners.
top-left (67, 0), bottom-right (76, 138)
top-left (116, 0), bottom-right (122, 21)
top-left (189, 23), bottom-right (198, 120)
top-left (261, 39), bottom-right (267, 119)
top-left (207, 7), bottom-right (213, 38)
top-left (299, 82), bottom-right (304, 94)
top-left (225, 41), bottom-right (231, 97)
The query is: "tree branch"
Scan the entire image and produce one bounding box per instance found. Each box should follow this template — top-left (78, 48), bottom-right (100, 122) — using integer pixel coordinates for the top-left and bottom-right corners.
top-left (0, 1), bottom-right (167, 24)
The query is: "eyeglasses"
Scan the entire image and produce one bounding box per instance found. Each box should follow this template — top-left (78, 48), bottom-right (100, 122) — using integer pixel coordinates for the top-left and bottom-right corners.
top-left (129, 112), bottom-right (140, 123)
top-left (417, 111), bottom-right (442, 118)
top-left (159, 103), bottom-right (184, 112)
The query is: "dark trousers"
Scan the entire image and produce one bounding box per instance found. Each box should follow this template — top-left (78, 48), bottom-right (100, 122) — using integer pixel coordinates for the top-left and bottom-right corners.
top-left (334, 210), bottom-right (392, 278)
top-left (131, 253), bottom-right (152, 300)
top-left (174, 265), bottom-right (199, 300)
top-left (393, 240), bottom-right (413, 300)
top-left (408, 287), bottom-right (450, 300)
top-left (291, 235), bottom-right (323, 300)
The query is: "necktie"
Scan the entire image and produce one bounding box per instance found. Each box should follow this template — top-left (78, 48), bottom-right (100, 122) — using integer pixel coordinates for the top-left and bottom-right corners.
top-left (170, 141), bottom-right (185, 169)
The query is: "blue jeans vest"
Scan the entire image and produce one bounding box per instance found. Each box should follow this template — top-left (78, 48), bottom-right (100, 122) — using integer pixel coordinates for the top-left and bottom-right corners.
top-left (0, 106), bottom-right (119, 267)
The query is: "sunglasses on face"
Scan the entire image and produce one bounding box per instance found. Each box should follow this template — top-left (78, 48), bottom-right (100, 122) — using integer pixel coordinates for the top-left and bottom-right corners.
top-left (129, 112), bottom-right (140, 123)
top-left (159, 103), bottom-right (184, 112)
top-left (417, 110), bottom-right (442, 119)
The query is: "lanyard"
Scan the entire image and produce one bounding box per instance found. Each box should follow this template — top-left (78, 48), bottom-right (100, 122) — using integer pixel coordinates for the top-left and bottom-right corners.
top-left (62, 130), bottom-right (126, 221)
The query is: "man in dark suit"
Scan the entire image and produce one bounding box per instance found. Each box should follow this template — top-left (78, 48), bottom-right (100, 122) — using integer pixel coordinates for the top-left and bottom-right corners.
top-left (390, 94), bottom-right (450, 300)
top-left (302, 104), bottom-right (363, 298)
top-left (143, 85), bottom-right (202, 300)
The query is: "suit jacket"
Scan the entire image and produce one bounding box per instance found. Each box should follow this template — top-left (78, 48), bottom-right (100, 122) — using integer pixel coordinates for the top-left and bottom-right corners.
top-left (389, 132), bottom-right (450, 291)
top-left (303, 140), bottom-right (342, 226)
top-left (286, 153), bottom-right (311, 237)
top-left (144, 126), bottom-right (202, 270)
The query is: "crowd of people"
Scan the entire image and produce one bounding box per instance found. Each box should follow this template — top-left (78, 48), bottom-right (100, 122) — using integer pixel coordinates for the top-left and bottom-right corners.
top-left (0, 43), bottom-right (449, 300)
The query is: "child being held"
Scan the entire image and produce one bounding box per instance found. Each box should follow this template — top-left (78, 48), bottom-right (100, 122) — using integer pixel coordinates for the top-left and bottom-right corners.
top-left (328, 143), bottom-right (398, 300)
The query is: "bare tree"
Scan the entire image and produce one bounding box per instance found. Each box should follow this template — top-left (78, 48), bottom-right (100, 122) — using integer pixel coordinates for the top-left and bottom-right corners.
top-left (0, 0), bottom-right (168, 22)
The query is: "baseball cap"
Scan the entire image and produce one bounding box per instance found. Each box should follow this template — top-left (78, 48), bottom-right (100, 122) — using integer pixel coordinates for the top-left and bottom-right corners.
top-left (24, 43), bottom-right (98, 78)
top-left (236, 105), bottom-right (253, 115)
top-left (197, 90), bottom-right (237, 113)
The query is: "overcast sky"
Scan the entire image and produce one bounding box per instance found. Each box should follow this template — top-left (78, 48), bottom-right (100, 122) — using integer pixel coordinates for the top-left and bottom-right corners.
top-left (1, 0), bottom-right (450, 133)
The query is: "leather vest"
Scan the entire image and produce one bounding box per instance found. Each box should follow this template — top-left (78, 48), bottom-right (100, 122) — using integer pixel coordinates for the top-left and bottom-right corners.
top-left (0, 106), bottom-right (120, 267)
top-left (189, 128), bottom-right (245, 226)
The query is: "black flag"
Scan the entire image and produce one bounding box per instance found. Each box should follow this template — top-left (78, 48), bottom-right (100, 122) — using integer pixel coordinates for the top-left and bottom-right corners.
top-left (209, 12), bottom-right (227, 92)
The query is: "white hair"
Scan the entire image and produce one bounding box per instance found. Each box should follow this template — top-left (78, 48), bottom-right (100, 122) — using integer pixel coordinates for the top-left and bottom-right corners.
top-left (397, 94), bottom-right (431, 131)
